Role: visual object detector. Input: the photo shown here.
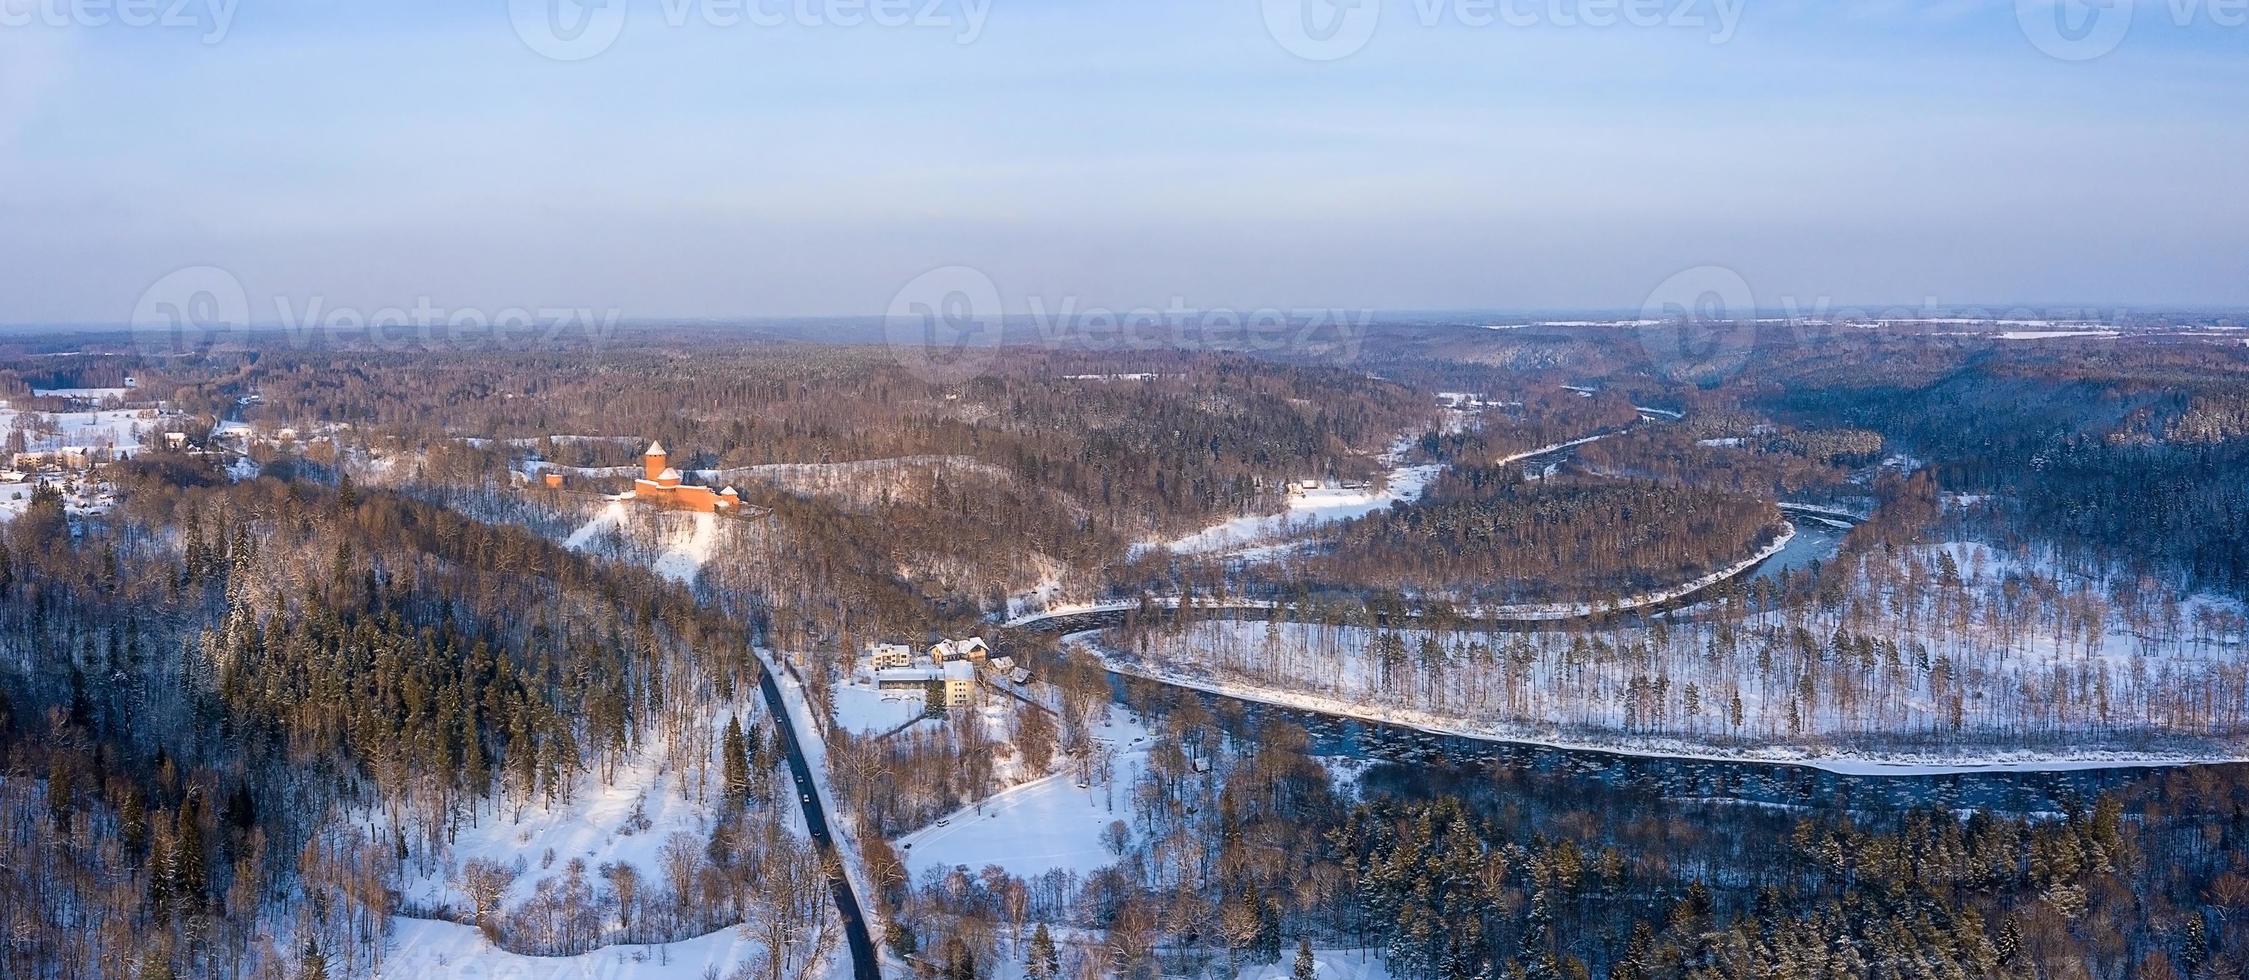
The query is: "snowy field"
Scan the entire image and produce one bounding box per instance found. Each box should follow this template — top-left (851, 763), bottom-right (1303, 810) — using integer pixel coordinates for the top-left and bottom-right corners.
top-left (895, 712), bottom-right (1152, 881)
top-left (384, 916), bottom-right (832, 980)
top-left (392, 702), bottom-right (762, 917)
top-left (0, 405), bottom-right (175, 453)
top-left (1157, 466), bottom-right (1442, 556)
top-left (30, 386), bottom-right (132, 402)
top-left (829, 676), bottom-right (929, 736)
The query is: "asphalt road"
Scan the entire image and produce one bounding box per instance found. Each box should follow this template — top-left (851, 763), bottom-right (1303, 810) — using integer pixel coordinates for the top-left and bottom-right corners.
top-left (757, 662), bottom-right (882, 980)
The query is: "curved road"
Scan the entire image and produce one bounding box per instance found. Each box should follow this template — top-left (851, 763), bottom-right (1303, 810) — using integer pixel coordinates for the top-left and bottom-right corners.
top-left (757, 664), bottom-right (882, 980)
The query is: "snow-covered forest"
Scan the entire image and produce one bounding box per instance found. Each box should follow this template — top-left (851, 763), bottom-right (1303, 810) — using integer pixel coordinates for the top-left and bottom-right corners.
top-left (1109, 530), bottom-right (2249, 762)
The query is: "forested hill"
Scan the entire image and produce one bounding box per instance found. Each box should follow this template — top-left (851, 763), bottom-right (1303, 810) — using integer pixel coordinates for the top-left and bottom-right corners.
top-left (239, 344), bottom-right (1430, 541)
top-left (0, 453), bottom-right (753, 978)
top-left (1301, 468), bottom-right (1781, 605)
top-left (1757, 340), bottom-right (2249, 593)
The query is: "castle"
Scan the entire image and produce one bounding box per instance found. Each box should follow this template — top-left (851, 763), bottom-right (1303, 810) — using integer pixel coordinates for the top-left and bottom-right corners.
top-left (631, 441), bottom-right (742, 513)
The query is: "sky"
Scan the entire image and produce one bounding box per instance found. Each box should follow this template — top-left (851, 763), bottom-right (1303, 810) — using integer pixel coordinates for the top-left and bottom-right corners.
top-left (1, 0), bottom-right (2245, 327)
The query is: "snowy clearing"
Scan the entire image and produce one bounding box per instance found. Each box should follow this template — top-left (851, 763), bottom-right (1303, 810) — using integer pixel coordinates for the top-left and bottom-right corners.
top-left (894, 712), bottom-right (1153, 881)
top-left (30, 386), bottom-right (132, 402)
top-left (652, 512), bottom-right (718, 585)
top-left (829, 676), bottom-right (930, 737)
top-left (383, 916), bottom-right (792, 980)
top-left (0, 405), bottom-right (175, 453)
top-left (392, 702), bottom-right (756, 917)
top-left (1155, 466), bottom-right (1441, 556)
top-left (1997, 330), bottom-right (2120, 340)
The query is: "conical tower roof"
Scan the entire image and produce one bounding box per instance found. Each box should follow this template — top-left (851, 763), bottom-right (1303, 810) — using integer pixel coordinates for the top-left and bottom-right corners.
top-left (645, 440), bottom-right (666, 456)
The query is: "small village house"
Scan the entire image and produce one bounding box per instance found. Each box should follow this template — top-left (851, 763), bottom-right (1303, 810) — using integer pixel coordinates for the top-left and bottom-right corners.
top-left (929, 636), bottom-right (990, 663)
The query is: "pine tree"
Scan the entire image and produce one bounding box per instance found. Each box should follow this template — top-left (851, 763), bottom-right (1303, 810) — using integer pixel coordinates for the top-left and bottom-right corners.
top-left (1294, 938), bottom-right (1318, 980)
top-left (721, 714), bottom-right (751, 810)
top-left (174, 798), bottom-right (208, 910)
top-left (139, 948), bottom-right (176, 980)
top-left (461, 698), bottom-right (489, 799)
top-left (1027, 923), bottom-right (1060, 980)
top-left (886, 922), bottom-right (918, 959)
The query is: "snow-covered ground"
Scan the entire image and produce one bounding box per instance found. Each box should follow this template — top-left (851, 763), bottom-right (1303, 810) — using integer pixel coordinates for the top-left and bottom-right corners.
top-left (0, 405), bottom-right (176, 453)
top-left (894, 712), bottom-right (1152, 881)
top-left (1073, 629), bottom-right (2244, 777)
top-left (560, 503), bottom-right (718, 587)
top-left (1997, 329), bottom-right (2120, 340)
top-left (1493, 432), bottom-right (1613, 466)
top-left (829, 675), bottom-right (930, 737)
top-left (393, 704), bottom-right (754, 916)
top-left (0, 478), bottom-right (115, 521)
top-left (1076, 532), bottom-right (2249, 774)
top-left (30, 386), bottom-right (132, 402)
top-left (563, 499), bottom-right (627, 550)
top-left (651, 512), bottom-right (718, 585)
top-left (1139, 402), bottom-right (1629, 562)
top-left (1151, 423), bottom-right (1463, 559)
top-left (383, 916), bottom-right (808, 980)
top-left (1156, 466), bottom-right (1441, 556)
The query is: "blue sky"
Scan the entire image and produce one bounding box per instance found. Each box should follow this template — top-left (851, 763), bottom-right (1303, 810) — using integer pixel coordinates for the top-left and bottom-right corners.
top-left (1, 0), bottom-right (2245, 324)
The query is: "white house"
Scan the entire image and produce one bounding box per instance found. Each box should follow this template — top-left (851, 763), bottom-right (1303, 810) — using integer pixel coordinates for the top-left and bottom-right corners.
top-left (866, 642), bottom-right (915, 671)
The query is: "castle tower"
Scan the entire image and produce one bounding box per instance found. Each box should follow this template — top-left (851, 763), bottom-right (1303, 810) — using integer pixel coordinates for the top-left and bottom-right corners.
top-left (643, 440), bottom-right (668, 481)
